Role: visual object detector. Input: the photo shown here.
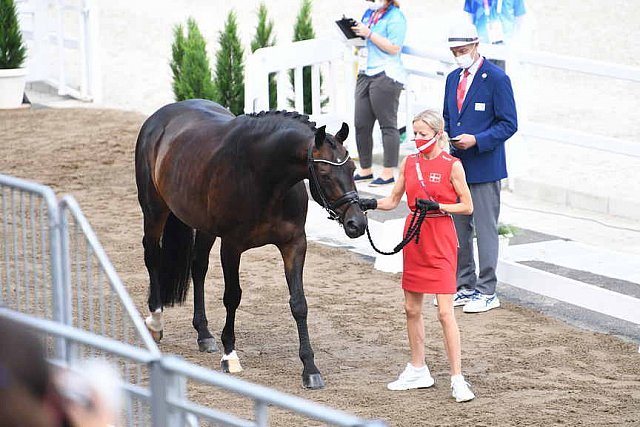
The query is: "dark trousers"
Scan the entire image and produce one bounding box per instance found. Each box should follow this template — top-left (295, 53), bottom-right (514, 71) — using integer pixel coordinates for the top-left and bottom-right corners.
top-left (354, 73), bottom-right (403, 169)
top-left (453, 181), bottom-right (501, 295)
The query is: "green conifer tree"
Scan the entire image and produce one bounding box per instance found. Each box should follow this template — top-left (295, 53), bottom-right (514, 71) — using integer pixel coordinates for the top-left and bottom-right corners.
top-left (250, 3), bottom-right (277, 109)
top-left (0, 0), bottom-right (27, 69)
top-left (290, 0), bottom-right (327, 114)
top-left (214, 10), bottom-right (245, 115)
top-left (170, 17), bottom-right (216, 101)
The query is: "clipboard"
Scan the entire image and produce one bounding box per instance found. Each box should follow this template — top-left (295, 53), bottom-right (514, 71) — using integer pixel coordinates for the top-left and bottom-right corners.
top-left (335, 17), bottom-right (362, 40)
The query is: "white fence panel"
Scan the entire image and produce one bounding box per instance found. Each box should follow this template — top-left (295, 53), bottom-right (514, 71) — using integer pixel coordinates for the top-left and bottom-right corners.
top-left (245, 38), bottom-right (358, 136)
top-left (17, 0), bottom-right (100, 101)
top-left (244, 39), bottom-right (640, 157)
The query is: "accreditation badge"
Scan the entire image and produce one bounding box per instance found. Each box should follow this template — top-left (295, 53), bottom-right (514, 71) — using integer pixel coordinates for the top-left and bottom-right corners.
top-left (357, 46), bottom-right (369, 73)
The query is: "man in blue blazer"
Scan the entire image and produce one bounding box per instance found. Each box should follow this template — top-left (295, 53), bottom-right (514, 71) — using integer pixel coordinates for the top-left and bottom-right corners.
top-left (443, 22), bottom-right (517, 313)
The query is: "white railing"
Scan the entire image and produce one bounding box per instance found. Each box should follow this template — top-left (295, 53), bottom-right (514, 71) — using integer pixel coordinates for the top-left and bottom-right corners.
top-left (17, 0), bottom-right (100, 101)
top-left (245, 38), bottom-right (358, 134)
top-left (244, 38), bottom-right (640, 158)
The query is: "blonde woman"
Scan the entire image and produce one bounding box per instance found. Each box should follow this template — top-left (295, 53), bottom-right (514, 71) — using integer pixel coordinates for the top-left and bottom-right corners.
top-left (359, 110), bottom-right (476, 402)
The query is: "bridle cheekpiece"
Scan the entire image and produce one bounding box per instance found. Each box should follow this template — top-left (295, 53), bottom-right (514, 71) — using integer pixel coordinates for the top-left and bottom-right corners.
top-left (307, 143), bottom-right (360, 222)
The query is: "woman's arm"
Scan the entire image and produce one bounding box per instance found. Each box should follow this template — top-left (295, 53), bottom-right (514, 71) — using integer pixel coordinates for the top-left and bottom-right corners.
top-left (438, 161), bottom-right (473, 215)
top-left (352, 22), bottom-right (402, 55)
top-left (375, 157), bottom-right (407, 211)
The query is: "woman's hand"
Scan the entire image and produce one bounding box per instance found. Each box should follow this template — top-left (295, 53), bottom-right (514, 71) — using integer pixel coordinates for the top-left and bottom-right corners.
top-left (359, 198), bottom-right (378, 211)
top-left (351, 22), bottom-right (372, 39)
top-left (416, 198), bottom-right (440, 211)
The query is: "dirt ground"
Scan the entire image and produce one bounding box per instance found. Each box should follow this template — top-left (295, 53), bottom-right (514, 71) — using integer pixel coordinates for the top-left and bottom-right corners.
top-left (1, 108), bottom-right (639, 426)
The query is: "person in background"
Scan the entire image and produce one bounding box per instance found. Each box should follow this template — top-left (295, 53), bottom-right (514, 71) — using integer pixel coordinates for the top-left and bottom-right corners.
top-left (359, 110), bottom-right (476, 402)
top-left (464, 0), bottom-right (526, 70)
top-left (350, 0), bottom-right (407, 187)
top-left (0, 316), bottom-right (120, 427)
top-left (443, 22), bottom-right (517, 313)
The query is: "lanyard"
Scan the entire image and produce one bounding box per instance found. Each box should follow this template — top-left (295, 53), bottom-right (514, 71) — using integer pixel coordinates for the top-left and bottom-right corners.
top-left (368, 6), bottom-right (389, 27)
top-left (483, 0), bottom-right (503, 15)
top-left (414, 156), bottom-right (430, 197)
top-left (413, 155), bottom-right (450, 218)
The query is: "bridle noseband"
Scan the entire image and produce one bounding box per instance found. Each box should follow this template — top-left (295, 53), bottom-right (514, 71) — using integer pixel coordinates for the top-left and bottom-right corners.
top-left (307, 144), bottom-right (360, 223)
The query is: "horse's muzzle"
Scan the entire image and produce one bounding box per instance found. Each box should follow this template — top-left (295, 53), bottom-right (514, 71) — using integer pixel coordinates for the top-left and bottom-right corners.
top-left (343, 204), bottom-right (367, 238)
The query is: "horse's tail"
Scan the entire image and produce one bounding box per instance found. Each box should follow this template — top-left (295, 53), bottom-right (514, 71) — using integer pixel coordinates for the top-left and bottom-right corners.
top-left (159, 213), bottom-right (194, 306)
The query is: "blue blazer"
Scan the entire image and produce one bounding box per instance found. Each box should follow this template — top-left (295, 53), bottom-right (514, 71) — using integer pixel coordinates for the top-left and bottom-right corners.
top-left (443, 58), bottom-right (517, 184)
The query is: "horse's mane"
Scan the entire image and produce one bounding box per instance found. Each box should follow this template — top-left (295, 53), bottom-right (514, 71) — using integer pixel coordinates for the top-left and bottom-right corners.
top-left (243, 110), bottom-right (317, 133)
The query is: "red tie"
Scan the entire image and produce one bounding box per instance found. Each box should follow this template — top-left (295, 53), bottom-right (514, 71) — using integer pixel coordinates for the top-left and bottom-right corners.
top-left (456, 69), bottom-right (470, 112)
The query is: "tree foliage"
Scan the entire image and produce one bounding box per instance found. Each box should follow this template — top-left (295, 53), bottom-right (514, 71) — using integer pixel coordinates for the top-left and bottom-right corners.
top-left (250, 3), bottom-right (277, 110)
top-left (170, 17), bottom-right (216, 101)
top-left (250, 3), bottom-right (276, 53)
top-left (214, 10), bottom-right (245, 115)
top-left (0, 0), bottom-right (27, 69)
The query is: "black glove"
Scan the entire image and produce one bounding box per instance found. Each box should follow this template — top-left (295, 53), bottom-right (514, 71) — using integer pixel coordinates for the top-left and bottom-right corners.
top-left (358, 198), bottom-right (377, 211)
top-left (416, 198), bottom-right (440, 211)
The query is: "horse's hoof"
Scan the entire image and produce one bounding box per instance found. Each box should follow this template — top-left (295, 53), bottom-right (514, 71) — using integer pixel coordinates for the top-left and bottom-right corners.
top-left (149, 329), bottom-right (163, 343)
top-left (145, 310), bottom-right (164, 342)
top-left (303, 373), bottom-right (325, 389)
top-left (198, 337), bottom-right (218, 353)
top-left (221, 351), bottom-right (243, 373)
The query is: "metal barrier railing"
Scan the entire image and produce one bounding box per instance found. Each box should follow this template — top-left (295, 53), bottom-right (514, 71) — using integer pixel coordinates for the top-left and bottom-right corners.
top-left (59, 195), bottom-right (159, 352)
top-left (0, 174), bottom-right (387, 426)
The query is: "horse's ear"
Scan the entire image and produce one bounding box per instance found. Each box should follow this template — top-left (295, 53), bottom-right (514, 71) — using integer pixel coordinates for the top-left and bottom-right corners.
top-left (334, 122), bottom-right (349, 144)
top-left (314, 125), bottom-right (327, 148)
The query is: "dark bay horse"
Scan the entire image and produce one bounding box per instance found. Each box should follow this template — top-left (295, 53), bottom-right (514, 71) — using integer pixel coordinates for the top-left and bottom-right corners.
top-left (135, 99), bottom-right (366, 388)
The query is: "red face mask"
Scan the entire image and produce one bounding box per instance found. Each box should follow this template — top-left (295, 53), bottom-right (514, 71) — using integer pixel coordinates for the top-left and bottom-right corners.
top-left (414, 134), bottom-right (438, 154)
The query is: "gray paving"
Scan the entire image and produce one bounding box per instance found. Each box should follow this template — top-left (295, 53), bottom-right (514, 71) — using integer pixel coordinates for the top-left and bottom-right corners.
top-left (311, 175), bottom-right (640, 346)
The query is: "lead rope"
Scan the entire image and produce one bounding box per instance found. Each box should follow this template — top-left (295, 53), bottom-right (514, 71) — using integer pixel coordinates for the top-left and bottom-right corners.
top-left (365, 207), bottom-right (428, 255)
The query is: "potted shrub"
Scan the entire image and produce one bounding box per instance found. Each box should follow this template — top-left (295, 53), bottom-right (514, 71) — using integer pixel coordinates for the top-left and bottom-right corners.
top-left (0, 0), bottom-right (28, 108)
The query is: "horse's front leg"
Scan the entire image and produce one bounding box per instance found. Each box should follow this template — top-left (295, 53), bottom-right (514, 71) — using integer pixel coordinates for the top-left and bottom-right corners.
top-left (192, 231), bottom-right (218, 353)
top-left (219, 240), bottom-right (243, 373)
top-left (278, 235), bottom-right (324, 389)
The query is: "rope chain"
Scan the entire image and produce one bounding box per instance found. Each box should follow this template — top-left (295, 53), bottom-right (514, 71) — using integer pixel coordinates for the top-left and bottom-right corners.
top-left (365, 208), bottom-right (428, 255)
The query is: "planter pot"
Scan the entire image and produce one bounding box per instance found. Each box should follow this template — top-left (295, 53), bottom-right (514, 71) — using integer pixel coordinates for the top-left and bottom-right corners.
top-left (498, 234), bottom-right (512, 260)
top-left (0, 68), bottom-right (27, 109)
top-left (472, 234), bottom-right (512, 271)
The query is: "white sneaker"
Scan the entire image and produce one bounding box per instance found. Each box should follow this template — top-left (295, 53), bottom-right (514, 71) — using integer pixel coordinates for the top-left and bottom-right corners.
top-left (387, 363), bottom-right (435, 391)
top-left (433, 290), bottom-right (475, 307)
top-left (451, 376), bottom-right (475, 402)
top-left (463, 293), bottom-right (500, 313)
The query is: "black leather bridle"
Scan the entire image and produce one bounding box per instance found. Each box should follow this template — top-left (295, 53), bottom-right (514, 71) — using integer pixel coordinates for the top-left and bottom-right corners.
top-left (307, 144), bottom-right (360, 223)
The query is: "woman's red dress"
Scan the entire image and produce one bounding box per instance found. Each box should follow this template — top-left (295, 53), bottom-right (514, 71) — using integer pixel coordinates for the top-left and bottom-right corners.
top-left (402, 152), bottom-right (460, 294)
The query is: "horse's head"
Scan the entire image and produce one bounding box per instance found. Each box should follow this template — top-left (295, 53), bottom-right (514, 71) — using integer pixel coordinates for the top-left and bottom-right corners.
top-left (307, 123), bottom-right (367, 238)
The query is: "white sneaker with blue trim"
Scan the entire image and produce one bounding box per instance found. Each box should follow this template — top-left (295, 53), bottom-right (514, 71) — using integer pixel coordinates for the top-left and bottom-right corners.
top-left (463, 292), bottom-right (500, 313)
top-left (433, 290), bottom-right (476, 307)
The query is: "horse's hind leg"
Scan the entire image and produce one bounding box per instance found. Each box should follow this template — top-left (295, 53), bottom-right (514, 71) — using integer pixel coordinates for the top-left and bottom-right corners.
top-left (192, 231), bottom-right (218, 353)
top-left (219, 240), bottom-right (243, 373)
top-left (278, 235), bottom-right (324, 389)
top-left (142, 207), bottom-right (169, 342)
top-left (137, 160), bottom-right (170, 342)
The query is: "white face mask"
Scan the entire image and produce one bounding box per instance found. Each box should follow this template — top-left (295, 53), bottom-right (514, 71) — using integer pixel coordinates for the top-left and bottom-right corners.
top-left (455, 52), bottom-right (475, 69)
top-left (368, 0), bottom-right (386, 11)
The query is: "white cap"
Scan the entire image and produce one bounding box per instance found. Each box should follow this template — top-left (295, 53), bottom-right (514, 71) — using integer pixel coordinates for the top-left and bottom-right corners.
top-left (447, 21), bottom-right (479, 48)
